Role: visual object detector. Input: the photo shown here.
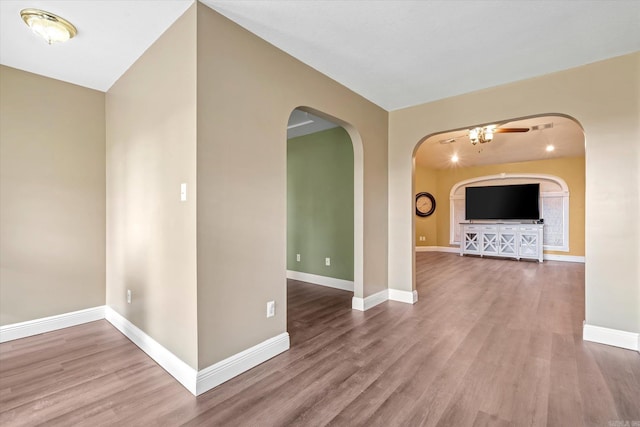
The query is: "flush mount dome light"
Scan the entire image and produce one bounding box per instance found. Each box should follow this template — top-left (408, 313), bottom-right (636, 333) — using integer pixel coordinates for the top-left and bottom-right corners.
top-left (20, 9), bottom-right (77, 44)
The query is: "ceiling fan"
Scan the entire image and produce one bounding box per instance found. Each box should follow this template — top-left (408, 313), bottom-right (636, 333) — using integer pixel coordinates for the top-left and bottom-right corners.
top-left (438, 124), bottom-right (531, 145)
top-left (468, 125), bottom-right (530, 145)
top-left (438, 122), bottom-right (556, 146)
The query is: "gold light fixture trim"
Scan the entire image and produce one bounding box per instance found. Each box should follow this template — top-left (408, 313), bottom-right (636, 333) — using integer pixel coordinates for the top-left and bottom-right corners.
top-left (20, 8), bottom-right (77, 44)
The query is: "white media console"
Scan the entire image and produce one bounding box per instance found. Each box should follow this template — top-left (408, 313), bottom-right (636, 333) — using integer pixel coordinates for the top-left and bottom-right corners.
top-left (460, 223), bottom-right (544, 262)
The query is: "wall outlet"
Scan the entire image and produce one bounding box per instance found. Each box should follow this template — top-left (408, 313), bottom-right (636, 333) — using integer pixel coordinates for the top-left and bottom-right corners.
top-left (296, 253), bottom-right (300, 262)
top-left (266, 301), bottom-right (275, 318)
top-left (127, 289), bottom-right (132, 304)
top-left (325, 257), bottom-right (331, 266)
top-left (419, 236), bottom-right (426, 241)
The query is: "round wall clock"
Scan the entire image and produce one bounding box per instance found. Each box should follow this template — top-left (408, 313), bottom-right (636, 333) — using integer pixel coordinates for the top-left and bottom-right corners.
top-left (415, 192), bottom-right (436, 217)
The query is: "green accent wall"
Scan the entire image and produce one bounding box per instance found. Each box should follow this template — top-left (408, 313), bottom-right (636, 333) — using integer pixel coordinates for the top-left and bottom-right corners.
top-left (287, 126), bottom-right (354, 281)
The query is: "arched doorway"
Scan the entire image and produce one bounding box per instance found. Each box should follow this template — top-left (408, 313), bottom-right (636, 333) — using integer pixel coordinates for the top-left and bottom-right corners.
top-left (285, 107), bottom-right (365, 344)
top-left (411, 114), bottom-right (585, 289)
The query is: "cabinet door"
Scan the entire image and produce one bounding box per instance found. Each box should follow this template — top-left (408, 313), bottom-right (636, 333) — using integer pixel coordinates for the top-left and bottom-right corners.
top-left (482, 231), bottom-right (499, 255)
top-left (463, 231), bottom-right (480, 254)
top-left (499, 230), bottom-right (517, 256)
top-left (519, 231), bottom-right (540, 259)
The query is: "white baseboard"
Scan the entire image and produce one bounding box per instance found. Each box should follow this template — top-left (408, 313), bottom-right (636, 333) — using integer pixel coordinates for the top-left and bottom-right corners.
top-left (416, 246), bottom-right (459, 253)
top-left (583, 323), bottom-right (639, 351)
top-left (352, 288), bottom-right (419, 311)
top-left (196, 332), bottom-right (290, 395)
top-left (389, 289), bottom-right (418, 304)
top-left (105, 307), bottom-right (198, 394)
top-left (417, 246), bottom-right (585, 264)
top-left (543, 254), bottom-right (585, 263)
top-left (352, 289), bottom-right (388, 311)
top-left (105, 307), bottom-right (290, 396)
top-left (0, 306), bottom-right (106, 343)
top-left (287, 270), bottom-right (354, 292)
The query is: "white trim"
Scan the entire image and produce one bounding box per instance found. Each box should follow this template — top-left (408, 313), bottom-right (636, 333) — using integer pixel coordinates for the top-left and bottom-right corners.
top-left (287, 270), bottom-right (354, 292)
top-left (449, 173), bottom-right (569, 197)
top-left (417, 246), bottom-right (584, 263)
top-left (415, 246), bottom-right (459, 253)
top-left (352, 288), bottom-right (419, 310)
top-left (2, 306), bottom-right (291, 397)
top-left (105, 307), bottom-right (198, 394)
top-left (388, 289), bottom-right (418, 304)
top-left (448, 174), bottom-right (571, 251)
top-left (543, 254), bottom-right (585, 263)
top-left (196, 333), bottom-right (290, 395)
top-left (583, 324), bottom-right (639, 351)
top-left (352, 289), bottom-right (388, 311)
top-left (0, 306), bottom-right (105, 343)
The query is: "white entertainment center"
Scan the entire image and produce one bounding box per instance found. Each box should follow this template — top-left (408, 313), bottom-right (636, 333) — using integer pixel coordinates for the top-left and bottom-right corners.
top-left (460, 223), bottom-right (544, 262)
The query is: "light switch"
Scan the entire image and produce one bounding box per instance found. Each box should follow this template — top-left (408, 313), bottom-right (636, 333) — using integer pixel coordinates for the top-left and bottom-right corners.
top-left (180, 183), bottom-right (187, 201)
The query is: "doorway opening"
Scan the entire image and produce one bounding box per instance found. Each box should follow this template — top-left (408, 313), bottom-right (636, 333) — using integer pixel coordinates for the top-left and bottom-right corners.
top-left (411, 113), bottom-right (585, 293)
top-left (285, 107), bottom-right (363, 346)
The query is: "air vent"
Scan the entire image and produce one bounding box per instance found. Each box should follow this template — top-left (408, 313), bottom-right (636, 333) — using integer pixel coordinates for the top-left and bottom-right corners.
top-left (531, 123), bottom-right (553, 131)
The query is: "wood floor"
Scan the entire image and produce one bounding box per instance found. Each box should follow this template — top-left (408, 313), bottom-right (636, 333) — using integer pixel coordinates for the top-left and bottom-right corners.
top-left (1, 252), bottom-right (639, 426)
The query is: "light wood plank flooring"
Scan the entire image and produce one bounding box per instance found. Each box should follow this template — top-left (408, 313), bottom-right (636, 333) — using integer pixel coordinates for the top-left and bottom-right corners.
top-left (1, 252), bottom-right (639, 426)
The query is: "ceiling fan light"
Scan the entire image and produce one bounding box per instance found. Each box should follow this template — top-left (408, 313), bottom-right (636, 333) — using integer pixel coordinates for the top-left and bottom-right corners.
top-left (469, 128), bottom-right (480, 145)
top-left (20, 9), bottom-right (77, 44)
top-left (484, 127), bottom-right (494, 142)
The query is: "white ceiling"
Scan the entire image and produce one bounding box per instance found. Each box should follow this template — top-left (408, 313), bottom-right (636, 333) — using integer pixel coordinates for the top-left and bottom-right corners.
top-left (1, 1), bottom-right (639, 110)
top-left (203, 0), bottom-right (640, 110)
top-left (0, 1), bottom-right (193, 91)
top-left (414, 116), bottom-right (585, 169)
top-left (287, 109), bottom-right (339, 139)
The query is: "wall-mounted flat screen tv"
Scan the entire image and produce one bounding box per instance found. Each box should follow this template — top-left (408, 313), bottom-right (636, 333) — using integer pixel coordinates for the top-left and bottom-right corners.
top-left (465, 183), bottom-right (540, 220)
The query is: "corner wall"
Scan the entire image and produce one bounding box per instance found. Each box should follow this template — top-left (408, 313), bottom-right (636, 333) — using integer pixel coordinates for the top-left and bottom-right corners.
top-left (105, 5), bottom-right (198, 368)
top-left (0, 66), bottom-right (106, 325)
top-left (390, 52), bottom-right (640, 335)
top-left (196, 4), bottom-right (388, 368)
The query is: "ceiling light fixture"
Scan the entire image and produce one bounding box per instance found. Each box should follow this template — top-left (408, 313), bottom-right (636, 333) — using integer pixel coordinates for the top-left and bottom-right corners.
top-left (451, 154), bottom-right (459, 163)
top-left (20, 9), bottom-right (77, 44)
top-left (469, 125), bottom-right (495, 145)
top-left (546, 145), bottom-right (555, 152)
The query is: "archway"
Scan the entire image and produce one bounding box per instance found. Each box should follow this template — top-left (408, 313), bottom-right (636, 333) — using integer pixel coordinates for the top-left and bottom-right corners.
top-left (411, 113), bottom-right (585, 291)
top-left (285, 106), bottom-right (365, 344)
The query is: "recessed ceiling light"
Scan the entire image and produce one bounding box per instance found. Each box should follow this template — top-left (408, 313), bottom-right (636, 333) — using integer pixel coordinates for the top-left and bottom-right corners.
top-left (451, 154), bottom-right (459, 162)
top-left (20, 9), bottom-right (77, 44)
top-left (546, 145), bottom-right (555, 152)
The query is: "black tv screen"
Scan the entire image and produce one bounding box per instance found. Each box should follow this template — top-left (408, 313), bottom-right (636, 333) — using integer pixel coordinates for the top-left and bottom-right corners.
top-left (465, 184), bottom-right (540, 220)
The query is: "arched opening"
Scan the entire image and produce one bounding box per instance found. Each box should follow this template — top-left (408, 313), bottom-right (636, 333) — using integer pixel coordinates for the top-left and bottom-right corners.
top-left (411, 113), bottom-right (585, 293)
top-left (285, 107), bottom-right (364, 346)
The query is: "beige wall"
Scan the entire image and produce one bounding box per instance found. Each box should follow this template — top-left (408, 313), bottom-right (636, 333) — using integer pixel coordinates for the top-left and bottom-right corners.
top-left (106, 6), bottom-right (198, 368)
top-left (0, 66), bottom-right (105, 325)
top-left (196, 4), bottom-right (388, 368)
top-left (390, 53), bottom-right (639, 334)
top-left (416, 156), bottom-right (586, 257)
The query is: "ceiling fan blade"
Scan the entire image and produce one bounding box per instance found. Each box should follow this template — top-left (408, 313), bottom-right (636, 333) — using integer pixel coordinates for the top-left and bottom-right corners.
top-left (494, 127), bottom-right (530, 133)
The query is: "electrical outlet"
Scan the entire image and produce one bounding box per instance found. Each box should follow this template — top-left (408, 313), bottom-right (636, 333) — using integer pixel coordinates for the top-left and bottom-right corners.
top-left (296, 253), bottom-right (300, 262)
top-left (127, 289), bottom-right (132, 304)
top-left (266, 301), bottom-right (275, 318)
top-left (325, 257), bottom-right (331, 266)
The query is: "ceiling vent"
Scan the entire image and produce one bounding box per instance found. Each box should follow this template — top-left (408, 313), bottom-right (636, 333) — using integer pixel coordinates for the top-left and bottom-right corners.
top-left (531, 123), bottom-right (554, 131)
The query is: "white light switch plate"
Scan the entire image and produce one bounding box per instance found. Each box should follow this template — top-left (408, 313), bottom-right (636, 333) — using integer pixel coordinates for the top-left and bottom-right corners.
top-left (266, 301), bottom-right (275, 318)
top-left (180, 183), bottom-right (187, 201)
